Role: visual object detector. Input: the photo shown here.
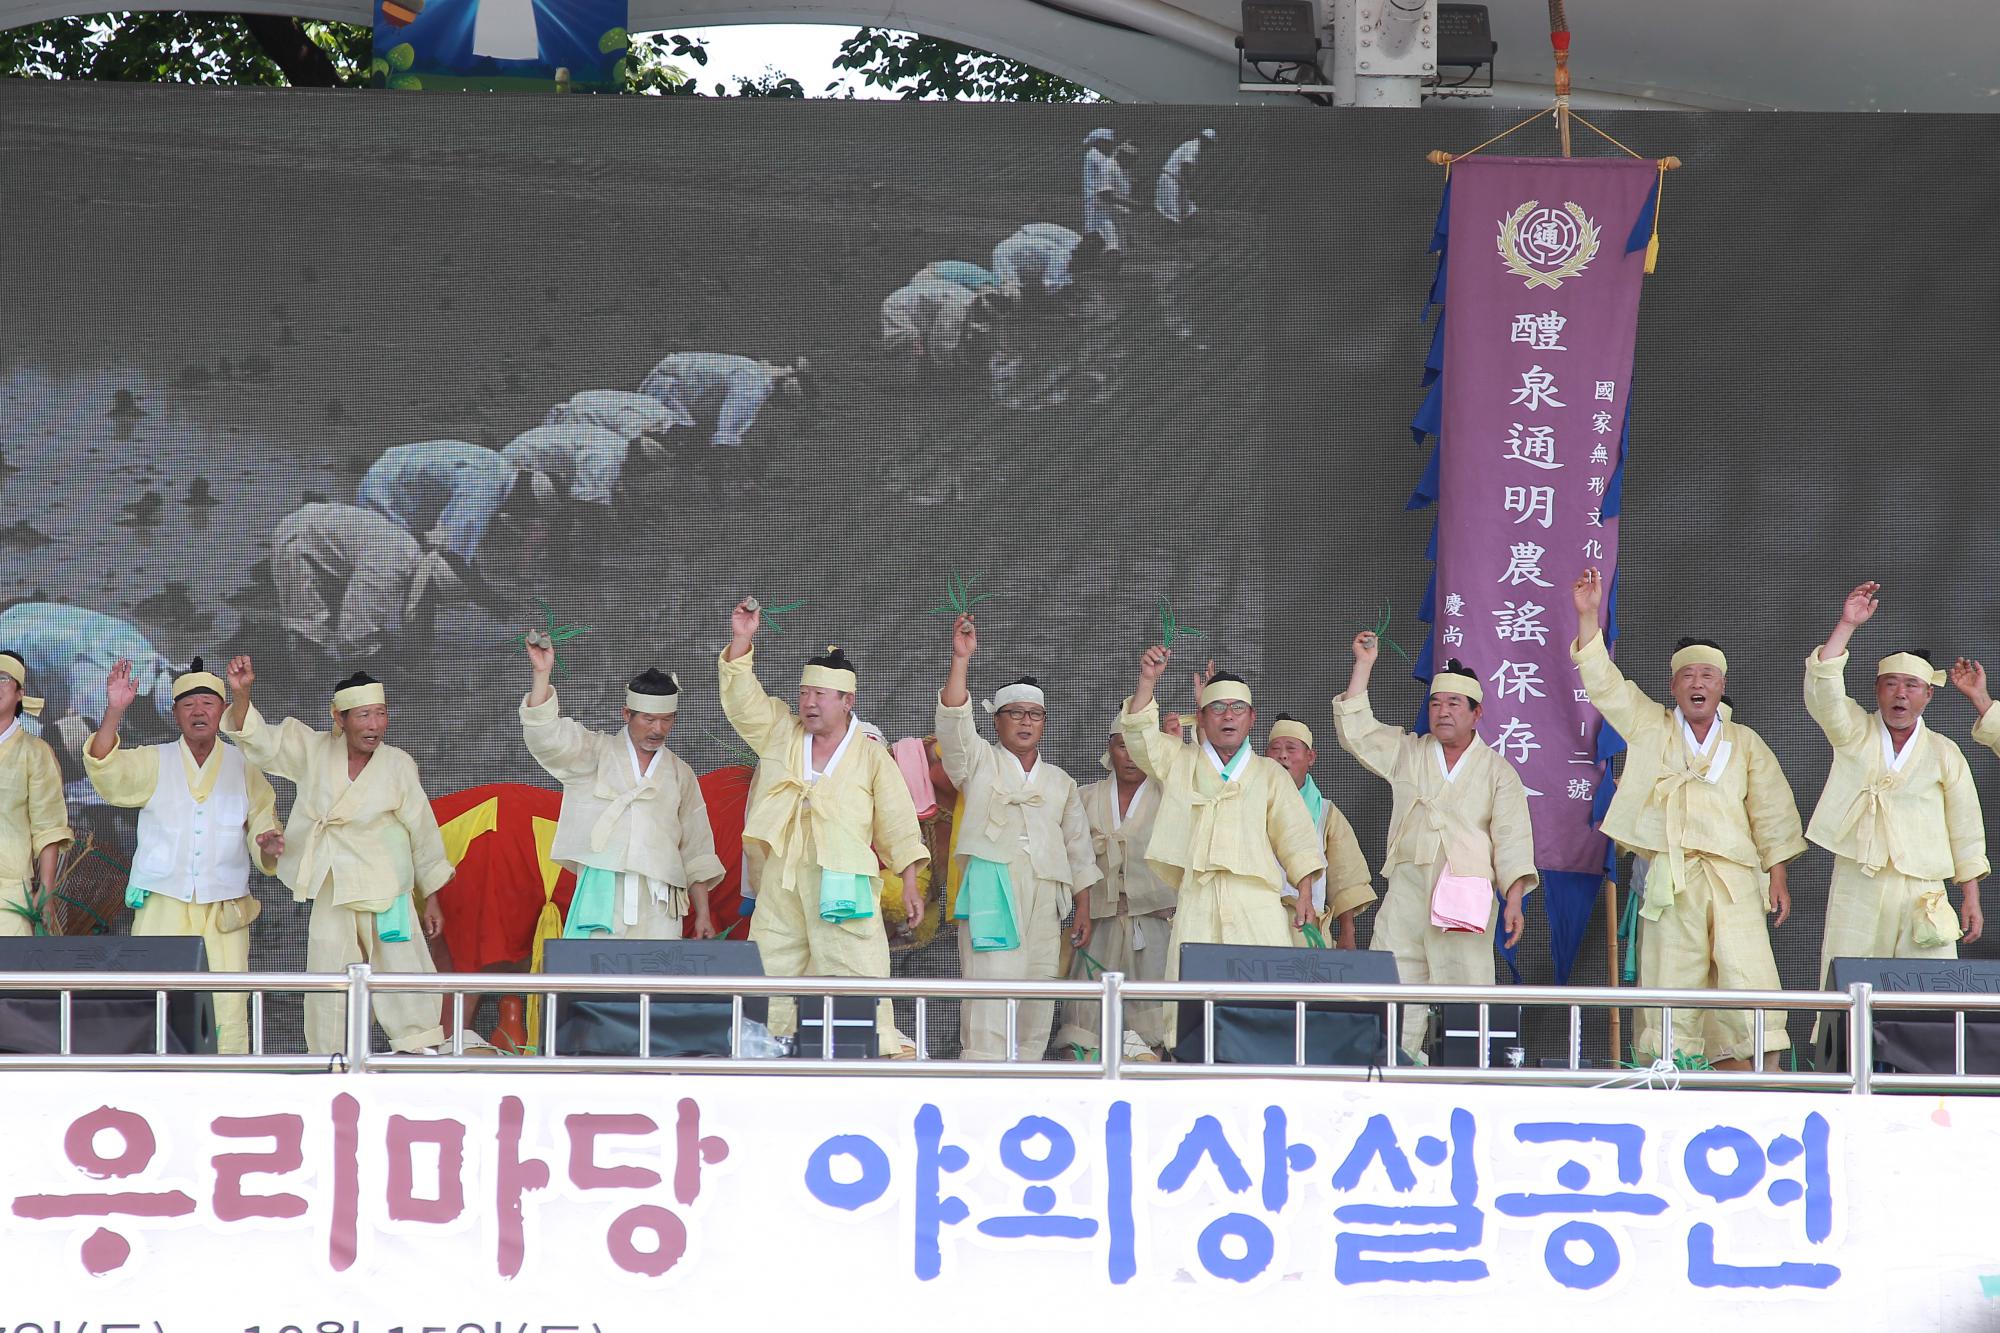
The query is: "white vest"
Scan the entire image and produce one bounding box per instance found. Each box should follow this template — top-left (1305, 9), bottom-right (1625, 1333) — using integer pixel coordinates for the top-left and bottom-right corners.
top-left (130, 743), bottom-right (254, 904)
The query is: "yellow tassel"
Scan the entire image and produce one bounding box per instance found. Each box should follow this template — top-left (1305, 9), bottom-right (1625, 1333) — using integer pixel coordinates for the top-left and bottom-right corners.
top-left (524, 898), bottom-right (562, 1051)
top-left (1644, 162), bottom-right (1666, 275)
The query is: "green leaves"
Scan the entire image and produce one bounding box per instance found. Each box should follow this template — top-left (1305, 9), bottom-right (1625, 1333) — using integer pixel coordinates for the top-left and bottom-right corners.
top-left (505, 597), bottom-right (591, 676)
top-left (1158, 596), bottom-right (1205, 648)
top-left (760, 599), bottom-right (804, 635)
top-left (1360, 598), bottom-right (1412, 664)
top-left (704, 728), bottom-right (758, 768)
top-left (597, 26), bottom-right (628, 54)
top-left (832, 27), bottom-right (1099, 102)
top-left (386, 41), bottom-right (415, 71)
top-left (928, 570), bottom-right (996, 618)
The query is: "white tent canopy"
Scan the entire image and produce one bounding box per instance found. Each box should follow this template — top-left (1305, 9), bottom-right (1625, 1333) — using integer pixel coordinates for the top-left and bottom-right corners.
top-left (3, 0), bottom-right (1994, 110)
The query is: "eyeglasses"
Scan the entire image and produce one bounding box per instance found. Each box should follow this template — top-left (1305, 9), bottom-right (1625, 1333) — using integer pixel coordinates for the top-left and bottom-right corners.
top-left (1203, 701), bottom-right (1252, 718)
top-left (996, 708), bottom-right (1047, 722)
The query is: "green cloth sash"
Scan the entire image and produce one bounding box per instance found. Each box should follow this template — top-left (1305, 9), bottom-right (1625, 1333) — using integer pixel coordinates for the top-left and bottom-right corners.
top-left (377, 893), bottom-right (414, 944)
top-left (819, 869), bottom-right (875, 923)
top-left (1298, 774), bottom-right (1325, 826)
top-left (125, 885), bottom-right (149, 910)
top-left (952, 855), bottom-right (1020, 952)
top-left (1640, 852), bottom-right (1677, 923)
top-left (564, 865), bottom-right (618, 938)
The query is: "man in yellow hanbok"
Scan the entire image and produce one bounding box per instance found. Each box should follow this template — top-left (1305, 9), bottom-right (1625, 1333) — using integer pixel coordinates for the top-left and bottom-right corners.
top-left (934, 614), bottom-right (1098, 1061)
top-left (520, 642), bottom-right (723, 941)
top-left (1117, 646), bottom-right (1326, 1023)
top-left (1569, 569), bottom-right (1805, 1069)
top-left (720, 600), bottom-right (927, 1057)
top-left (1053, 719), bottom-right (1179, 1059)
top-left (0, 650), bottom-right (71, 936)
top-left (85, 657), bottom-right (282, 1054)
top-left (1807, 583), bottom-right (1985, 994)
top-left (1334, 632), bottom-right (1535, 1062)
top-left (223, 657), bottom-right (456, 1054)
top-left (1263, 714), bottom-right (1376, 949)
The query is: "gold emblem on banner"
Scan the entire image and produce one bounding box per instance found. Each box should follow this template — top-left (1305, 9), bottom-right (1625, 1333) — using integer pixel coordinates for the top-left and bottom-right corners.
top-left (1497, 200), bottom-right (1601, 289)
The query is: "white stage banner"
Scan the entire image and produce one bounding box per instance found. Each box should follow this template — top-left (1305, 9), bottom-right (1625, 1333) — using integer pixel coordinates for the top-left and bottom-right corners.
top-left (1, 1073), bottom-right (1995, 1327)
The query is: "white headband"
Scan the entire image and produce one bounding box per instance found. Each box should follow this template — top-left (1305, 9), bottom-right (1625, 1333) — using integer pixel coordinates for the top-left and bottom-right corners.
top-left (1877, 653), bottom-right (1945, 687)
top-left (625, 672), bottom-right (681, 715)
top-left (1429, 671), bottom-right (1484, 704)
top-left (1199, 679), bottom-right (1253, 709)
top-left (983, 682), bottom-right (1046, 714)
top-left (330, 681), bottom-right (386, 717)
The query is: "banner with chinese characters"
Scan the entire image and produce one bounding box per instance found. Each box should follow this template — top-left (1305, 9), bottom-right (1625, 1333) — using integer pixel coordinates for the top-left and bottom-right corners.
top-left (1409, 154), bottom-right (1664, 979)
top-left (3, 1073), bottom-right (1998, 1327)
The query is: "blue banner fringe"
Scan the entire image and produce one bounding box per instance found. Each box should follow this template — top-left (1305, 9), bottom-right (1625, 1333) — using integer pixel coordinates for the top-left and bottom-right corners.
top-left (1625, 172), bottom-right (1659, 255)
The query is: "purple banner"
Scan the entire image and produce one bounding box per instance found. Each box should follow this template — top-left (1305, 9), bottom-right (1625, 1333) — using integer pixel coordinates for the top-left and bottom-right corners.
top-left (1433, 155), bottom-right (1658, 875)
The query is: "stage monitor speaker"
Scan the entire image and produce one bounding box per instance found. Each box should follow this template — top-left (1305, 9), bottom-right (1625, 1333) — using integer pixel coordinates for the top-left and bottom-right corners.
top-left (1437, 1002), bottom-right (1524, 1069)
top-left (790, 995), bottom-right (877, 1061)
top-left (1815, 956), bottom-right (2000, 1075)
top-left (1174, 943), bottom-right (1397, 1066)
top-left (542, 938), bottom-right (767, 1058)
top-left (0, 936), bottom-right (216, 1055)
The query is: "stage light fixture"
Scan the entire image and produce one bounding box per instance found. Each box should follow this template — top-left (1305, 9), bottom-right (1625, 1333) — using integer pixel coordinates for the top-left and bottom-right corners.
top-left (1238, 0), bottom-right (1322, 64)
top-left (1437, 4), bottom-right (1497, 76)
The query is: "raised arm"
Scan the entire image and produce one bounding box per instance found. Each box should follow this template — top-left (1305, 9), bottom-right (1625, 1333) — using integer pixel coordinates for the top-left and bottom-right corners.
top-left (1952, 658), bottom-right (2000, 757)
top-left (86, 660), bottom-right (139, 762)
top-left (1819, 581), bottom-right (1878, 663)
top-left (1117, 646), bottom-right (1182, 780)
top-left (518, 635), bottom-right (598, 781)
top-left (1331, 632), bottom-right (1406, 782)
top-left (1803, 587), bottom-right (1875, 748)
top-left (219, 656), bottom-right (320, 782)
top-left (1341, 628), bottom-right (1380, 701)
top-left (717, 598), bottom-right (795, 753)
top-left (1568, 569), bottom-right (1661, 736)
top-left (81, 660), bottom-right (159, 808)
top-left (933, 614), bottom-right (989, 789)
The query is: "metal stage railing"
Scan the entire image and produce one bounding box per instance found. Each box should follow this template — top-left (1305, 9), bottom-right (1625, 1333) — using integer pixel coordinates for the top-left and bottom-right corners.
top-left (0, 966), bottom-right (1995, 1093)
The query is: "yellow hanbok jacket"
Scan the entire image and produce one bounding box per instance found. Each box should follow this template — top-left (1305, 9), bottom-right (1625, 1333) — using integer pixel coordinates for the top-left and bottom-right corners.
top-left (934, 694), bottom-right (1099, 909)
top-left (1079, 776), bottom-right (1177, 919)
top-left (1804, 651), bottom-right (1988, 883)
top-left (1573, 636), bottom-right (1804, 903)
top-left (1115, 696), bottom-right (1325, 898)
top-left (719, 650), bottom-right (927, 899)
top-left (1331, 692), bottom-right (1539, 895)
top-left (225, 704), bottom-right (453, 912)
top-left (0, 726), bottom-right (70, 897)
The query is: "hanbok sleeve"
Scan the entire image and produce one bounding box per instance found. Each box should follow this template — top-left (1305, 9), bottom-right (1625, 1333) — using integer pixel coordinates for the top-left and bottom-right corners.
top-left (718, 649), bottom-right (795, 757)
top-left (1331, 692), bottom-right (1406, 783)
top-left (1321, 803), bottom-right (1378, 918)
top-left (1489, 763), bottom-right (1541, 895)
top-left (1803, 650), bottom-right (1869, 750)
top-left (1940, 744), bottom-right (1991, 884)
top-left (1115, 696), bottom-right (1180, 783)
top-left (520, 689), bottom-right (598, 783)
top-left (81, 739), bottom-right (159, 810)
top-left (1742, 730), bottom-right (1808, 870)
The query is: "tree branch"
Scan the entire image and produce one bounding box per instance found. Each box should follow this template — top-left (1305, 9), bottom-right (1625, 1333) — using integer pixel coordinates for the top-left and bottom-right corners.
top-left (236, 12), bottom-right (342, 86)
